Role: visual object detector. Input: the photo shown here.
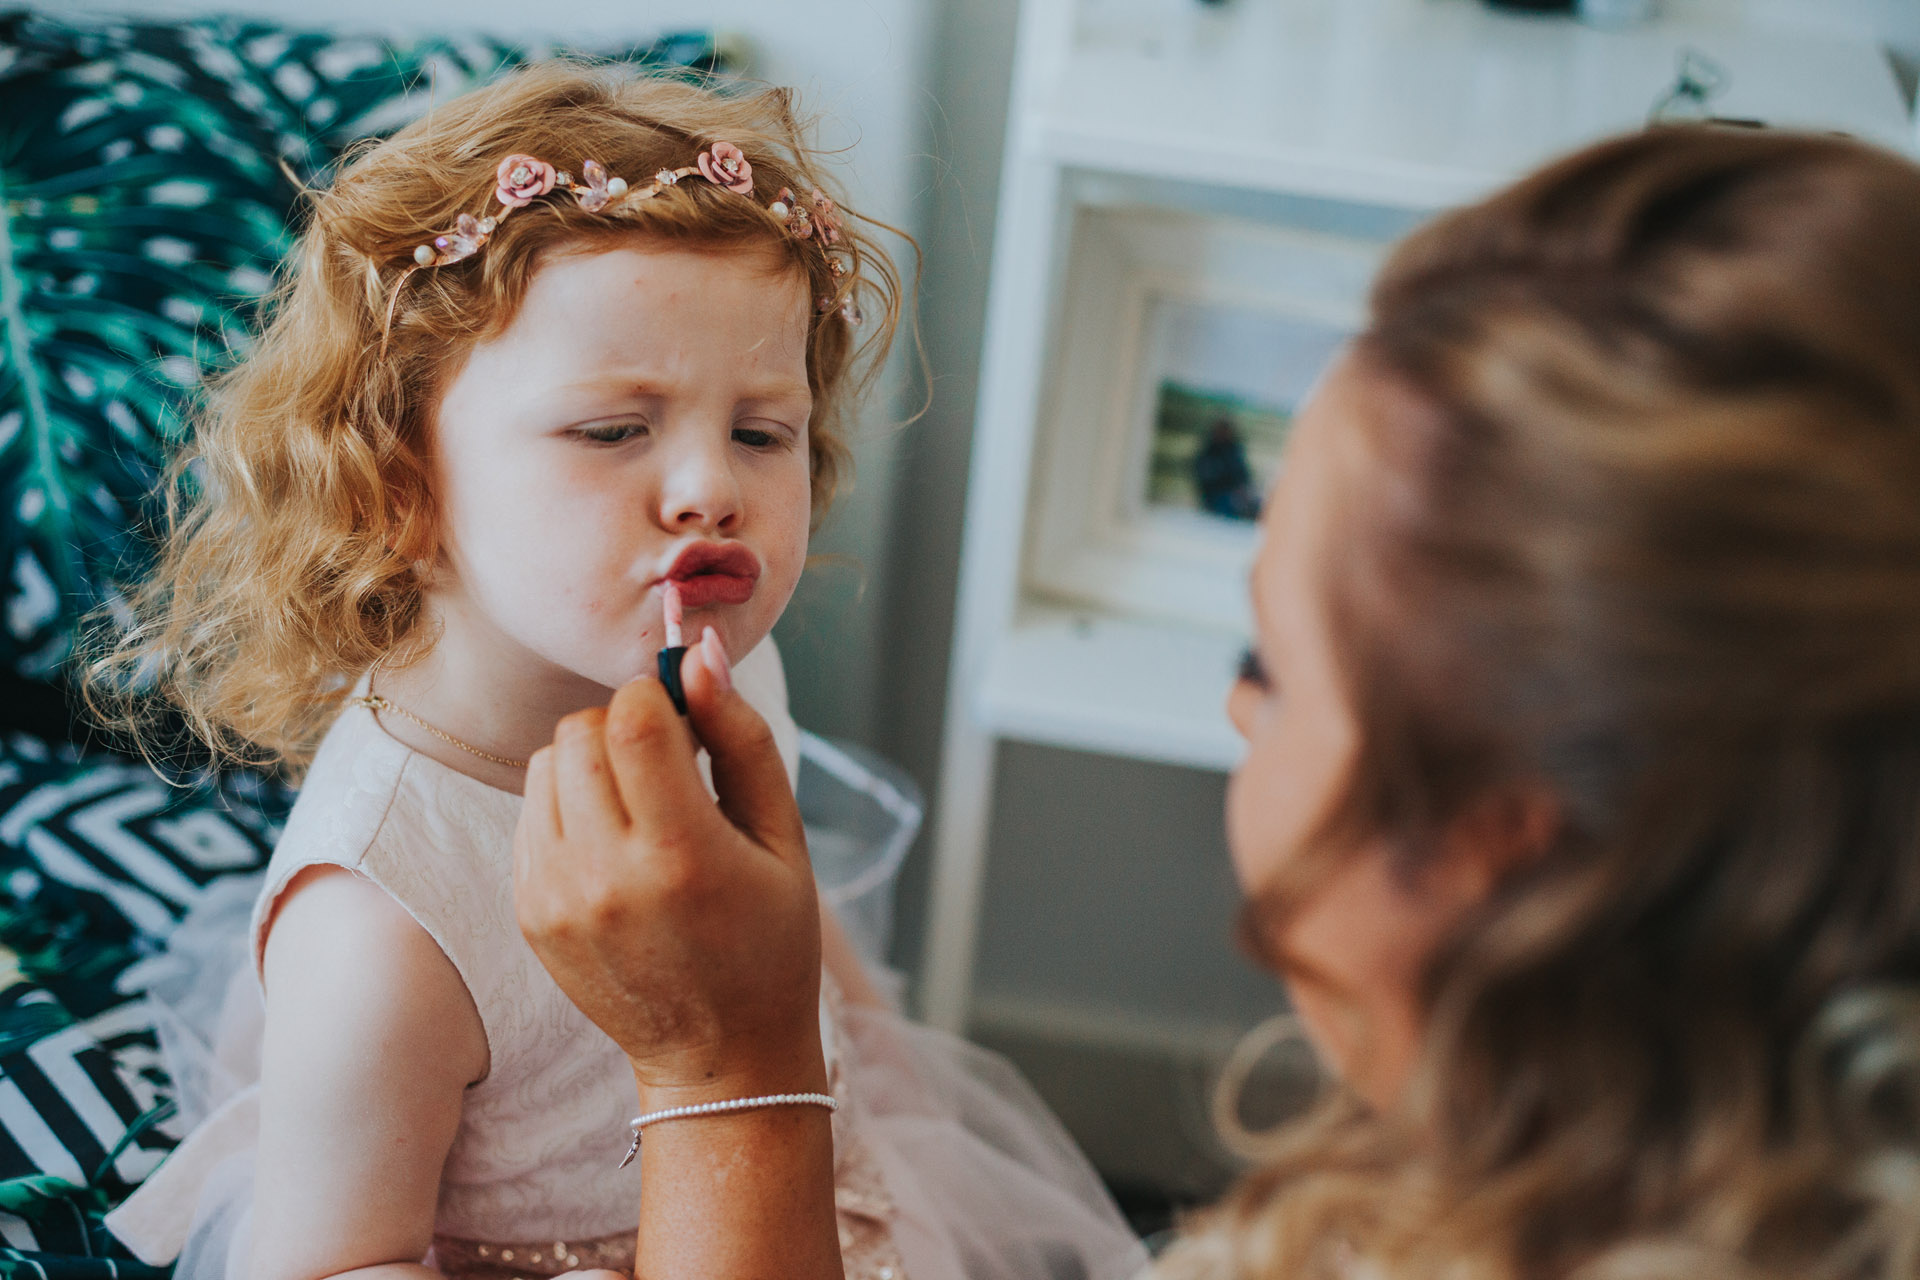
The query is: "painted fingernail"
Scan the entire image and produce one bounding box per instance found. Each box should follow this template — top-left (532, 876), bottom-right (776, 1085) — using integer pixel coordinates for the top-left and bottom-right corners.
top-left (701, 626), bottom-right (733, 694)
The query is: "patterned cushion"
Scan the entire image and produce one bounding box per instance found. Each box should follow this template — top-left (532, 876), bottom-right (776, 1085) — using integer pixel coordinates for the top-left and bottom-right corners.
top-left (0, 11), bottom-right (728, 684)
top-left (0, 732), bottom-right (288, 1261)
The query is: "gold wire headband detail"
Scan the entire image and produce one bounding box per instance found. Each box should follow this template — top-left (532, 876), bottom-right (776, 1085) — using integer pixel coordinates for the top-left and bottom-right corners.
top-left (378, 143), bottom-right (859, 359)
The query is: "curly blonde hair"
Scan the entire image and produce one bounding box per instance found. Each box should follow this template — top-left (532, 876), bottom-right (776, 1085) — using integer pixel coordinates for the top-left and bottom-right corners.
top-left (84, 60), bottom-right (904, 776)
top-left (1161, 127), bottom-right (1920, 1280)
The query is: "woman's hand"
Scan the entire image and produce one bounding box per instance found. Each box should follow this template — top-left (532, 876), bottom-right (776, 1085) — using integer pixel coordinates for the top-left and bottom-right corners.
top-left (512, 629), bottom-right (826, 1104)
top-left (514, 631), bottom-right (842, 1280)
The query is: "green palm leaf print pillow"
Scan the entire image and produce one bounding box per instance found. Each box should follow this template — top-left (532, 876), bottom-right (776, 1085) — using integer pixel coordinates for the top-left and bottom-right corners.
top-left (0, 12), bottom-right (728, 681)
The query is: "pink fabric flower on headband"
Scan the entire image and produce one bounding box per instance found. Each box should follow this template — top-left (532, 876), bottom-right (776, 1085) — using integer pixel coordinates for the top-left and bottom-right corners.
top-left (495, 154), bottom-right (557, 208)
top-left (697, 142), bottom-right (754, 195)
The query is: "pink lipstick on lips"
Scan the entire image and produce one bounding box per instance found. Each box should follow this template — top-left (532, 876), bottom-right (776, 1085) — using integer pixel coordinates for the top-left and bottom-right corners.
top-left (664, 541), bottom-right (760, 609)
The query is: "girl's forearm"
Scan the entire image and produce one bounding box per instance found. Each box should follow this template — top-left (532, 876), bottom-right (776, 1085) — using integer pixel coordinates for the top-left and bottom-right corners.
top-left (327, 1267), bottom-right (442, 1279)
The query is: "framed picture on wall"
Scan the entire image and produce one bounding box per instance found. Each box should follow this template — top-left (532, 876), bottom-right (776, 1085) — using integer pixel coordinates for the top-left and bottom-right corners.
top-left (1140, 297), bottom-right (1347, 523)
top-left (1025, 205), bottom-right (1384, 632)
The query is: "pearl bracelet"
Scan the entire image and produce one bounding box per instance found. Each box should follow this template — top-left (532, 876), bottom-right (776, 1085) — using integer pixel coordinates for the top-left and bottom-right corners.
top-left (617, 1092), bottom-right (839, 1169)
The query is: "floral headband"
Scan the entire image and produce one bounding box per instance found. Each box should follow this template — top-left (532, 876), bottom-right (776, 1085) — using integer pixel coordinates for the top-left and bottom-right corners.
top-left (380, 141), bottom-right (859, 357)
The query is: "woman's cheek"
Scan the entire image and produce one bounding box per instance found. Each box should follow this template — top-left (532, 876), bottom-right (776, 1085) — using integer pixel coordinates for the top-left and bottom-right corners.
top-left (1225, 744), bottom-right (1286, 895)
top-left (1280, 971), bottom-right (1352, 1079)
top-left (1226, 680), bottom-right (1263, 739)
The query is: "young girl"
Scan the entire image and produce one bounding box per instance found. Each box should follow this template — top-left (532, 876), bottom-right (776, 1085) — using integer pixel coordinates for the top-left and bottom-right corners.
top-left (91, 62), bottom-right (1143, 1280)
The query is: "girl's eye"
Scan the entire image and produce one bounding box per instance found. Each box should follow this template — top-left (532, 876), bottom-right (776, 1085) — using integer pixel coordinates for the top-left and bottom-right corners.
top-left (732, 425), bottom-right (787, 449)
top-left (1236, 645), bottom-right (1272, 691)
top-left (577, 421), bottom-right (649, 445)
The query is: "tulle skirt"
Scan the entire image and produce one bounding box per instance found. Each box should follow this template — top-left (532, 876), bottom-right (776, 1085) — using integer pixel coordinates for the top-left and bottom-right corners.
top-left (107, 874), bottom-right (1151, 1280)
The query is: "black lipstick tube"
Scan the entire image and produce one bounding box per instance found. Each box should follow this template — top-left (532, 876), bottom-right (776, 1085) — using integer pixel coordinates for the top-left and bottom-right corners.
top-left (657, 645), bottom-right (690, 716)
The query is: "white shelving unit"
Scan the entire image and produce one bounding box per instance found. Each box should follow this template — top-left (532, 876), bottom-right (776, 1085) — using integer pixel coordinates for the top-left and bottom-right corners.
top-left (920, 0), bottom-right (1915, 1034)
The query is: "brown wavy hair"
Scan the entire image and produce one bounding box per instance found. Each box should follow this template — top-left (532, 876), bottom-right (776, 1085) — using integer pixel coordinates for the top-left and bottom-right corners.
top-left (1162, 127), bottom-right (1920, 1279)
top-left (84, 60), bottom-right (905, 775)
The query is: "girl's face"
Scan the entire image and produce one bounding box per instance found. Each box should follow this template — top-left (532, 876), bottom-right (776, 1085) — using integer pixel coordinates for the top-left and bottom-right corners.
top-left (1225, 353), bottom-right (1504, 1110)
top-left (427, 243), bottom-right (814, 692)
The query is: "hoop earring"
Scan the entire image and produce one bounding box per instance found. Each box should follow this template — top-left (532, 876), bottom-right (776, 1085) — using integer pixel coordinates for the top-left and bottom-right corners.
top-left (1210, 1011), bottom-right (1324, 1159)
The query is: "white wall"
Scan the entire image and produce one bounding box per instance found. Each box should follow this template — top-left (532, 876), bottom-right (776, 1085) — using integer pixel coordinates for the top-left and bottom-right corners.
top-left (871, 0), bottom-right (1021, 975)
top-left (1737, 0), bottom-right (1920, 96)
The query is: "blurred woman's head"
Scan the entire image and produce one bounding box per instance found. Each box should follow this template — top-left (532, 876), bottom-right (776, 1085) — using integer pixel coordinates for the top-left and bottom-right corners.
top-left (1193, 126), bottom-right (1920, 1278)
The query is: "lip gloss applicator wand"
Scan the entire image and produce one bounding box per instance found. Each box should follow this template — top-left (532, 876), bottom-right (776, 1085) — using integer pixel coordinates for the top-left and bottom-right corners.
top-left (658, 581), bottom-right (690, 715)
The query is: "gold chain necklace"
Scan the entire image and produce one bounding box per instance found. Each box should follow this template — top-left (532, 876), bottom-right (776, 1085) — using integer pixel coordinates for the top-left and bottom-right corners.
top-left (350, 693), bottom-right (529, 770)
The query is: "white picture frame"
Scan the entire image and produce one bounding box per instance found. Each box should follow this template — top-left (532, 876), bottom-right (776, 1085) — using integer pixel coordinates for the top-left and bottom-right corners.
top-left (1024, 204), bottom-right (1386, 633)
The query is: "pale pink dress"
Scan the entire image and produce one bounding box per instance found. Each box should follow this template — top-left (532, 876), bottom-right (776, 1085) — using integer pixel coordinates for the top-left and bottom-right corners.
top-left (105, 640), bottom-right (1147, 1280)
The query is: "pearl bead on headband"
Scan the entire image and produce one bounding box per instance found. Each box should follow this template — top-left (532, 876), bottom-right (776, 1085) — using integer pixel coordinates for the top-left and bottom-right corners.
top-left (378, 142), bottom-right (860, 358)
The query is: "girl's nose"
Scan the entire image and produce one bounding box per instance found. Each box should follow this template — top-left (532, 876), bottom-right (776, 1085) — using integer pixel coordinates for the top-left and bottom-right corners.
top-left (658, 438), bottom-right (743, 533)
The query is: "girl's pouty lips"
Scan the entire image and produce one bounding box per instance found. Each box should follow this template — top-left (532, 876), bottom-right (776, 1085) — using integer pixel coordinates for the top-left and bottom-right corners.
top-left (669, 572), bottom-right (755, 608)
top-left (663, 541), bottom-right (761, 609)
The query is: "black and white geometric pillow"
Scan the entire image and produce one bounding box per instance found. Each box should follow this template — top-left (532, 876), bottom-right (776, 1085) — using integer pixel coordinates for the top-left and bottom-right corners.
top-left (0, 732), bottom-right (285, 1263)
